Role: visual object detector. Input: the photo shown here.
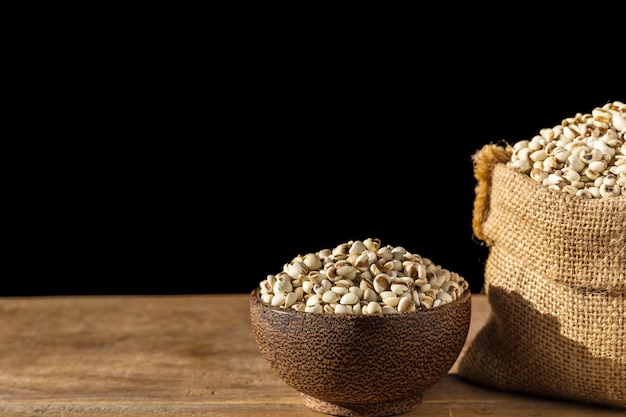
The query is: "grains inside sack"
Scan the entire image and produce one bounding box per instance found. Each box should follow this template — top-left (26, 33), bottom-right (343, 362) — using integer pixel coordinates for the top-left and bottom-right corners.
top-left (258, 238), bottom-right (469, 314)
top-left (508, 100), bottom-right (626, 198)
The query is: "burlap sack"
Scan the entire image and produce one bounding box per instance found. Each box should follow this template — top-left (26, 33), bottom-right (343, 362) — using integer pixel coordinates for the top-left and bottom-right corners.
top-left (457, 143), bottom-right (626, 409)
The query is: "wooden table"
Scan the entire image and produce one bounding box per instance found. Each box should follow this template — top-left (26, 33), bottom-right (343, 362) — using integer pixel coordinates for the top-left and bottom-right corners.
top-left (0, 293), bottom-right (623, 417)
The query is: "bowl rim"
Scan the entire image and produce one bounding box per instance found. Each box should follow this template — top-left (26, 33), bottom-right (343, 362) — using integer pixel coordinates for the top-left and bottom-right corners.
top-left (250, 287), bottom-right (471, 319)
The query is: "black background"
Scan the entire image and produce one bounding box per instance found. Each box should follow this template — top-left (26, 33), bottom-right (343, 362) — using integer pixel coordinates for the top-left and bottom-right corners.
top-left (6, 23), bottom-right (623, 297)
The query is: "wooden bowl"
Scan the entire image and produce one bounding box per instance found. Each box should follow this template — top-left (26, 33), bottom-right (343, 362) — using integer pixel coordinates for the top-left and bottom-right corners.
top-left (250, 288), bottom-right (471, 417)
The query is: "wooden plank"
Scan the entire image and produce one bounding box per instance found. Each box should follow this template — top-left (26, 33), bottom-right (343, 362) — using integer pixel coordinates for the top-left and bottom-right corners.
top-left (0, 294), bottom-right (623, 416)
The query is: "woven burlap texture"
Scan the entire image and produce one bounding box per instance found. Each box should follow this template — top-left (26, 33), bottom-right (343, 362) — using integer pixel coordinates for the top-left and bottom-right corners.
top-left (458, 143), bottom-right (626, 409)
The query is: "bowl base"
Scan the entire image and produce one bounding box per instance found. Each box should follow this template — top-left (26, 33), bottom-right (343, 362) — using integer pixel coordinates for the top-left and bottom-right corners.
top-left (301, 393), bottom-right (423, 417)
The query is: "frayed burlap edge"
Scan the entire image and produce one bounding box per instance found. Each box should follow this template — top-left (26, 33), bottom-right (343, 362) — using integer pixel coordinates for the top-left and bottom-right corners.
top-left (471, 143), bottom-right (512, 245)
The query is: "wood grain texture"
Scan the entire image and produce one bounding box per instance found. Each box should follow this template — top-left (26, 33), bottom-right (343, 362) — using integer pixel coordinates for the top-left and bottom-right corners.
top-left (0, 294), bottom-right (623, 417)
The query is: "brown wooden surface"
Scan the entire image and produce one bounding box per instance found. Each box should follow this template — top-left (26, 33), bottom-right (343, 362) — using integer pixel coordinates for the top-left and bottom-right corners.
top-left (0, 294), bottom-right (623, 417)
